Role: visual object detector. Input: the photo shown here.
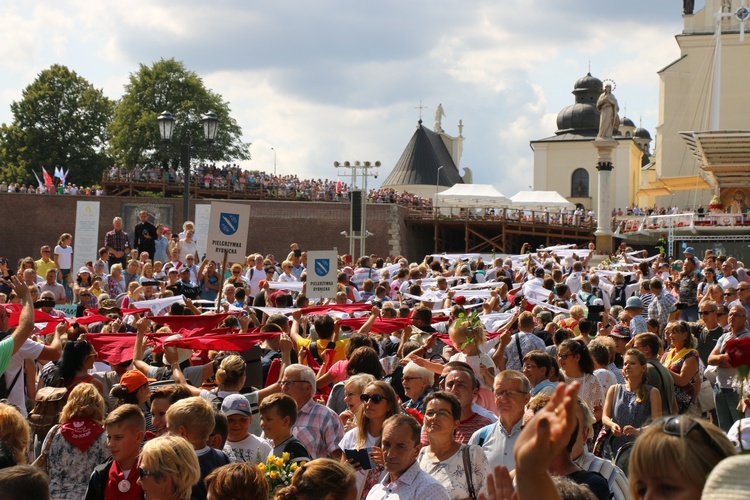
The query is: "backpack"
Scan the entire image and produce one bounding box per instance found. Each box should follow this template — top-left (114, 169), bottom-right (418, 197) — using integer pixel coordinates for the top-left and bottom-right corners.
top-left (611, 284), bottom-right (627, 307)
top-left (28, 375), bottom-right (69, 441)
top-left (0, 333), bottom-right (22, 401)
top-left (475, 424), bottom-right (493, 446)
top-left (204, 387), bottom-right (225, 411)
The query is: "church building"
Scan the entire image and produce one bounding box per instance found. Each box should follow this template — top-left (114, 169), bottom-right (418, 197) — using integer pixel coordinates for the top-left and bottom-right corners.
top-left (530, 73), bottom-right (652, 213)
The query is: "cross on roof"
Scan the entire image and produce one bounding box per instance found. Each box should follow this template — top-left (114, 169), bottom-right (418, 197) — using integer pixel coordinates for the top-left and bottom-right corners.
top-left (717, 0), bottom-right (749, 41)
top-left (414, 100), bottom-right (426, 121)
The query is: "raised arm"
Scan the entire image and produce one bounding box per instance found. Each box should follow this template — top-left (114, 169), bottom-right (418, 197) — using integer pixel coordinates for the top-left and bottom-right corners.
top-left (8, 276), bottom-right (34, 356)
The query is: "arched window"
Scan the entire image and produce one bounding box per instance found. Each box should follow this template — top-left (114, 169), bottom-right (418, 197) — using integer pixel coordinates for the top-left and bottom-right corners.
top-left (571, 168), bottom-right (589, 197)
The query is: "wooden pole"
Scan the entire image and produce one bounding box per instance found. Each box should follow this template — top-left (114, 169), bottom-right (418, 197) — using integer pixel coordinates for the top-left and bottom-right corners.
top-left (215, 251), bottom-right (229, 310)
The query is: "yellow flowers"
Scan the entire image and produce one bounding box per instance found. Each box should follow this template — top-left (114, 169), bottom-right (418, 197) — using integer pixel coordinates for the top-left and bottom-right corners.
top-left (263, 451), bottom-right (296, 491)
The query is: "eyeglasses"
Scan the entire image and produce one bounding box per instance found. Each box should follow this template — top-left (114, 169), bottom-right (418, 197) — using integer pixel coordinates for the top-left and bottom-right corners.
top-left (522, 364), bottom-right (539, 370)
top-left (42, 250), bottom-right (51, 253)
top-left (138, 467), bottom-right (158, 479)
top-left (699, 310), bottom-right (716, 315)
top-left (424, 409), bottom-right (453, 419)
top-left (494, 389), bottom-right (529, 399)
top-left (717, 312), bottom-right (727, 317)
top-left (557, 353), bottom-right (571, 360)
top-left (724, 292), bottom-right (736, 296)
top-left (80, 294), bottom-right (92, 297)
top-left (402, 376), bottom-right (423, 383)
top-left (359, 393), bottom-right (386, 404)
top-left (661, 416), bottom-right (726, 457)
top-left (279, 380), bottom-right (310, 388)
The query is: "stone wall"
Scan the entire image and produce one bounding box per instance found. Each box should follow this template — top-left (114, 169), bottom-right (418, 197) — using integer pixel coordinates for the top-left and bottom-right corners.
top-left (0, 194), bottom-right (423, 266)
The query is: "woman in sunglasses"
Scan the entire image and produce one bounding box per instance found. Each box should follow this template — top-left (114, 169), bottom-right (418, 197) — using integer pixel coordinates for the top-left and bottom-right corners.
top-left (137, 434), bottom-right (201, 500)
top-left (629, 416), bottom-right (735, 499)
top-left (418, 391), bottom-right (490, 500)
top-left (339, 381), bottom-right (398, 499)
top-left (661, 321), bottom-right (699, 414)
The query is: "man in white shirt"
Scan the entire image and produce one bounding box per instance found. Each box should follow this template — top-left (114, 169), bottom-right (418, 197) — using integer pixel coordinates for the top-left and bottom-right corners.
top-left (469, 370), bottom-right (531, 472)
top-left (366, 414), bottom-right (450, 500)
top-left (719, 260), bottom-right (740, 290)
top-left (4, 323), bottom-right (62, 417)
top-left (244, 254), bottom-right (266, 297)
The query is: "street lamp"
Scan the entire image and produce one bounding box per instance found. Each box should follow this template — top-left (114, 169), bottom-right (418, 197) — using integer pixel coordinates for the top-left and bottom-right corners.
top-left (271, 147), bottom-right (276, 176)
top-left (157, 110), bottom-right (219, 223)
top-left (435, 165), bottom-right (444, 216)
top-left (334, 160), bottom-right (381, 257)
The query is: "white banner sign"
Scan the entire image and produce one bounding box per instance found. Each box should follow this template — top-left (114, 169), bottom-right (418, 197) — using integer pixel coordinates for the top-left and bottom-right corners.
top-left (73, 201), bottom-right (100, 271)
top-left (206, 202), bottom-right (250, 262)
top-left (306, 250), bottom-right (339, 298)
top-left (194, 204), bottom-right (211, 260)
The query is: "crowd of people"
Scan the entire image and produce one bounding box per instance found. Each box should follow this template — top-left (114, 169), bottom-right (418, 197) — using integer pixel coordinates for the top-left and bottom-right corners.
top-left (2, 216), bottom-right (750, 499)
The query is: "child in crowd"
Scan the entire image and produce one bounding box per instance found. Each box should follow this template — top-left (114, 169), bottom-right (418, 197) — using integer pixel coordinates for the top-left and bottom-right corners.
top-left (221, 394), bottom-right (271, 464)
top-left (85, 404), bottom-right (145, 500)
top-left (259, 393), bottom-right (311, 462)
top-left (166, 396), bottom-right (231, 500)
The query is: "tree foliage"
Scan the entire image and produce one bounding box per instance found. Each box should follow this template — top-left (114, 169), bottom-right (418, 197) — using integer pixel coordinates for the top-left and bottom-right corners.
top-left (109, 58), bottom-right (250, 168)
top-left (0, 64), bottom-right (115, 186)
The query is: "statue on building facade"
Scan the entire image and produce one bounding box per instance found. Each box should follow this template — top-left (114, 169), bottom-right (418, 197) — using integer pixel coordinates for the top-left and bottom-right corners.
top-left (683, 0), bottom-right (694, 15)
top-left (434, 103), bottom-right (445, 132)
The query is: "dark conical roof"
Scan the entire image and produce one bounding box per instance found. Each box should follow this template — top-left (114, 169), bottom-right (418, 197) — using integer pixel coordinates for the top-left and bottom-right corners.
top-left (381, 121), bottom-right (463, 187)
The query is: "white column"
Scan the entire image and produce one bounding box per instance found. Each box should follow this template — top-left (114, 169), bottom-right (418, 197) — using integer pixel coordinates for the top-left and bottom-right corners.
top-left (593, 138), bottom-right (617, 254)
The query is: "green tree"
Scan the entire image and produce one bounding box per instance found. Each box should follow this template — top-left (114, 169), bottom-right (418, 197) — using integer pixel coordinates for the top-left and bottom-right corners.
top-left (109, 58), bottom-right (250, 168)
top-left (0, 64), bottom-right (115, 186)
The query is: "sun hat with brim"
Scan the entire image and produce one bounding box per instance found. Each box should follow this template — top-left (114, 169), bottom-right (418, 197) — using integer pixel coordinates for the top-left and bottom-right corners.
top-left (611, 324), bottom-right (631, 339)
top-left (119, 370), bottom-right (156, 393)
top-left (98, 298), bottom-right (121, 316)
top-left (160, 334), bottom-right (192, 365)
top-left (702, 454), bottom-right (750, 500)
top-left (77, 266), bottom-right (92, 275)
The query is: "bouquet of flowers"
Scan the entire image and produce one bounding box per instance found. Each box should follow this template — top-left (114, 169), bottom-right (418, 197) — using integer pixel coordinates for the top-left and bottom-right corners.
top-left (726, 336), bottom-right (750, 453)
top-left (258, 453), bottom-right (305, 493)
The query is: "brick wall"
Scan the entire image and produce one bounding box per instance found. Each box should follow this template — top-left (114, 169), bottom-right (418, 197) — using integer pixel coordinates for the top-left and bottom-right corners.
top-left (0, 194), bottom-right (422, 267)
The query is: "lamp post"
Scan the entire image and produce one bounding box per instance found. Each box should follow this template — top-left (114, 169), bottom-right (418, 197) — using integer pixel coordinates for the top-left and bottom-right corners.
top-left (271, 147), bottom-right (277, 176)
top-left (157, 110), bottom-right (219, 223)
top-left (435, 165), bottom-right (444, 216)
top-left (334, 160), bottom-right (381, 258)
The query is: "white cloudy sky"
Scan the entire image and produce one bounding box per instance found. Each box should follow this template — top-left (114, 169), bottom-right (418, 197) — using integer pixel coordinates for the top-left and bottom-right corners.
top-left (0, 0), bottom-right (696, 194)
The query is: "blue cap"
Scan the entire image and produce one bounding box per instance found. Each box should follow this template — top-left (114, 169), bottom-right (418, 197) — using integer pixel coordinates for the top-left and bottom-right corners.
top-left (684, 247), bottom-right (696, 255)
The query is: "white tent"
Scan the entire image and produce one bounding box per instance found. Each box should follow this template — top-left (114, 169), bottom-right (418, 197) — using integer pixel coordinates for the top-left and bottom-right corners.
top-left (436, 184), bottom-right (512, 208)
top-left (510, 190), bottom-right (575, 210)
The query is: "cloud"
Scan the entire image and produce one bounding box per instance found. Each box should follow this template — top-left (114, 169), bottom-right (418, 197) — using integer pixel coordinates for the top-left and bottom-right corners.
top-left (0, 0), bottom-right (687, 199)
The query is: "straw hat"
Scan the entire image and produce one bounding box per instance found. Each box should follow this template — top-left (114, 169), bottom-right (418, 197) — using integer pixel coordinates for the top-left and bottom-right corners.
top-left (702, 454), bottom-right (750, 499)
